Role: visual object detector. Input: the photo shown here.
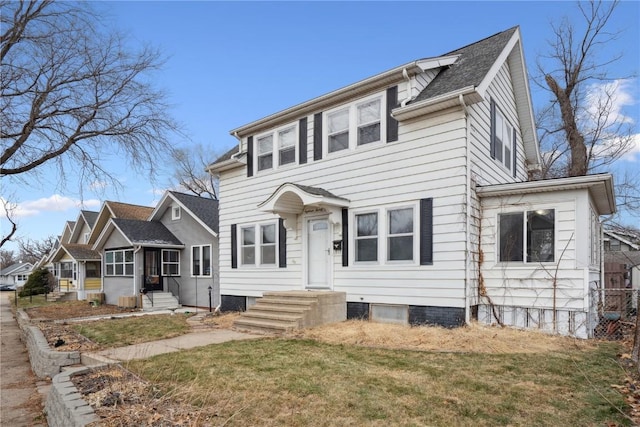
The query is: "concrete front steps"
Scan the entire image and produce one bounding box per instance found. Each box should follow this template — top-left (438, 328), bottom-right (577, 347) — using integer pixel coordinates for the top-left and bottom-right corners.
top-left (233, 291), bottom-right (346, 334)
top-left (141, 292), bottom-right (180, 312)
top-left (46, 291), bottom-right (77, 302)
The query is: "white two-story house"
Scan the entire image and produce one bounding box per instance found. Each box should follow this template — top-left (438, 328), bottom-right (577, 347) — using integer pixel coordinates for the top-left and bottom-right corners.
top-left (208, 27), bottom-right (615, 338)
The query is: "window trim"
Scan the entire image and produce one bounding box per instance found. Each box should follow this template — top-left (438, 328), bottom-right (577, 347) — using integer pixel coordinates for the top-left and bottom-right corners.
top-left (191, 244), bottom-right (212, 277)
top-left (324, 92), bottom-right (386, 157)
top-left (161, 249), bottom-right (180, 276)
top-left (497, 209), bottom-right (556, 264)
top-left (172, 205), bottom-right (181, 220)
top-left (254, 122), bottom-right (299, 174)
top-left (491, 100), bottom-right (516, 174)
top-left (351, 203), bottom-right (418, 266)
top-left (104, 249), bottom-right (134, 277)
top-left (238, 221), bottom-right (280, 268)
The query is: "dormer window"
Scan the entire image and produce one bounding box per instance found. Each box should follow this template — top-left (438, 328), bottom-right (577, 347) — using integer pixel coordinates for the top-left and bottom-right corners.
top-left (172, 205), bottom-right (181, 220)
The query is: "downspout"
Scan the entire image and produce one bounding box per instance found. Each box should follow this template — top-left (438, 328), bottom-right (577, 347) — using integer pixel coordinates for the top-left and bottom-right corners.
top-left (134, 245), bottom-right (142, 296)
top-left (401, 68), bottom-right (412, 107)
top-left (459, 94), bottom-right (472, 324)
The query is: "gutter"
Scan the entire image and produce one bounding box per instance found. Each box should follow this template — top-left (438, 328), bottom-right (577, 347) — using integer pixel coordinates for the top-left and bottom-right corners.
top-left (391, 86), bottom-right (478, 121)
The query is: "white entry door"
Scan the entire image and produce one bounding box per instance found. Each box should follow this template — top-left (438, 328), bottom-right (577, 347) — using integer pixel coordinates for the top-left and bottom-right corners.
top-left (307, 218), bottom-right (331, 289)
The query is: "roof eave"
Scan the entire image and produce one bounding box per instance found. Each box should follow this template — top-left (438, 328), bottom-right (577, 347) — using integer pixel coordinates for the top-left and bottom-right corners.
top-left (230, 62), bottom-right (426, 137)
top-left (392, 86), bottom-right (480, 121)
top-left (476, 174), bottom-right (616, 215)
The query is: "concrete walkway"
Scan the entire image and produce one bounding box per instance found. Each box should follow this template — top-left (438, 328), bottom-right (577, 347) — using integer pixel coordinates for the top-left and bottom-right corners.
top-left (0, 293), bottom-right (46, 427)
top-left (86, 329), bottom-right (261, 362)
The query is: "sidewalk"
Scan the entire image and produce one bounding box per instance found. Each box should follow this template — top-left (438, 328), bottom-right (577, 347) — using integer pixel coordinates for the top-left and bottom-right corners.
top-left (87, 328), bottom-right (260, 362)
top-left (0, 293), bottom-right (46, 427)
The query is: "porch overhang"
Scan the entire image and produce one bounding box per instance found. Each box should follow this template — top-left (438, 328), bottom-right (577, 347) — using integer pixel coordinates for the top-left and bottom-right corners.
top-left (257, 183), bottom-right (350, 230)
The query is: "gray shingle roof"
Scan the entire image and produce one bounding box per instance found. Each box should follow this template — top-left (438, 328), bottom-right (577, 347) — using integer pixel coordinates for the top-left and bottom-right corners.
top-left (290, 184), bottom-right (348, 201)
top-left (169, 192), bottom-right (219, 234)
top-left (412, 27), bottom-right (518, 103)
top-left (61, 244), bottom-right (100, 261)
top-left (82, 210), bottom-right (99, 228)
top-left (209, 145), bottom-right (239, 167)
top-left (113, 219), bottom-right (183, 246)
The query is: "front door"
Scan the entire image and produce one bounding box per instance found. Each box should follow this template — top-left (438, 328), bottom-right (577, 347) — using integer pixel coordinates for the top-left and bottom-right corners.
top-left (144, 249), bottom-right (163, 292)
top-left (307, 218), bottom-right (331, 289)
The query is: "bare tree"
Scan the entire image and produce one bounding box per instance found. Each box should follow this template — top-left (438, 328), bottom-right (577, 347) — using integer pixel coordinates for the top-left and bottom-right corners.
top-left (0, 249), bottom-right (18, 268)
top-left (17, 235), bottom-right (57, 265)
top-left (170, 144), bottom-right (219, 199)
top-left (0, 198), bottom-right (17, 249)
top-left (1, 0), bottom-right (179, 185)
top-left (535, 0), bottom-right (635, 178)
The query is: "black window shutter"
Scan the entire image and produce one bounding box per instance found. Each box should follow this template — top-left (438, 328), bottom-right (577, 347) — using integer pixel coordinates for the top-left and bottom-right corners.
top-left (231, 224), bottom-right (238, 268)
top-left (299, 117), bottom-right (307, 165)
top-left (420, 198), bottom-right (433, 265)
top-left (246, 136), bottom-right (254, 177)
top-left (386, 86), bottom-right (399, 143)
top-left (313, 113), bottom-right (323, 161)
top-left (341, 208), bottom-right (349, 267)
top-left (278, 218), bottom-right (287, 268)
top-left (490, 100), bottom-right (497, 159)
top-left (512, 127), bottom-right (517, 178)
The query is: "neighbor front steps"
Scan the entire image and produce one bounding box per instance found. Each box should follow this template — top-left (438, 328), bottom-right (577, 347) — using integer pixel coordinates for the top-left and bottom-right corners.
top-left (141, 292), bottom-right (180, 312)
top-left (46, 291), bottom-right (77, 302)
top-left (233, 291), bottom-right (346, 334)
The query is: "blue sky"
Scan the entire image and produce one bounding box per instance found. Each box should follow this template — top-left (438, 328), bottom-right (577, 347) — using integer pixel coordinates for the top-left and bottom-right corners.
top-left (2, 1), bottom-right (639, 254)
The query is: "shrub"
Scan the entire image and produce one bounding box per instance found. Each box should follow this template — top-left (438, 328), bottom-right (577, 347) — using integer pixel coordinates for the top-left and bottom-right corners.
top-left (19, 268), bottom-right (55, 297)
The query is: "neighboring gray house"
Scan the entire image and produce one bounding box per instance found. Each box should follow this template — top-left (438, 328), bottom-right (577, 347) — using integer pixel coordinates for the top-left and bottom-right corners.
top-left (0, 262), bottom-right (33, 288)
top-left (93, 191), bottom-right (219, 308)
top-left (207, 26), bottom-right (615, 338)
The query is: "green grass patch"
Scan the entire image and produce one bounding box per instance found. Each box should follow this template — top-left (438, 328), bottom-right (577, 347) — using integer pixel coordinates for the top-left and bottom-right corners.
top-left (74, 314), bottom-right (192, 347)
top-left (127, 339), bottom-right (631, 426)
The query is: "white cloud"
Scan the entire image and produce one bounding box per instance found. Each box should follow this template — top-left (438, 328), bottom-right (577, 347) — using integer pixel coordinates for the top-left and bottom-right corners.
top-left (1, 195), bottom-right (101, 219)
top-left (621, 133), bottom-right (640, 162)
top-left (585, 79), bottom-right (635, 127)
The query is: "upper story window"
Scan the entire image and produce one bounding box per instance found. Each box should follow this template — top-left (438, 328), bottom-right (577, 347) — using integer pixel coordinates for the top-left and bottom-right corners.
top-left (172, 206), bottom-right (181, 220)
top-left (491, 99), bottom-right (515, 174)
top-left (326, 94), bottom-right (384, 155)
top-left (255, 123), bottom-right (298, 173)
top-left (499, 209), bottom-right (555, 263)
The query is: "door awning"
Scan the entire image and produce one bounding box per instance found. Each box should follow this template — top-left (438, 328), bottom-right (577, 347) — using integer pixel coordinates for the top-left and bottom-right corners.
top-left (258, 183), bottom-right (349, 228)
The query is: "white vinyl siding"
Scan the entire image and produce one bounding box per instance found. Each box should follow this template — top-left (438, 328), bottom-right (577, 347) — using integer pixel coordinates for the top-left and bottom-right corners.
top-left (218, 104), bottom-right (469, 308)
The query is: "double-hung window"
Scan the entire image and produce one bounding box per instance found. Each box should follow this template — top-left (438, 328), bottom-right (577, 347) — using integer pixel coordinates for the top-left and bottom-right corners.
top-left (355, 213), bottom-right (378, 262)
top-left (278, 126), bottom-right (296, 166)
top-left (240, 223), bottom-right (278, 267)
top-left (255, 124), bottom-right (298, 173)
top-left (491, 100), bottom-right (515, 173)
top-left (162, 249), bottom-right (180, 276)
top-left (499, 209), bottom-right (555, 263)
top-left (192, 245), bottom-right (212, 276)
top-left (388, 208), bottom-right (413, 261)
top-left (328, 108), bottom-right (350, 153)
top-left (105, 249), bottom-right (133, 276)
top-left (357, 98), bottom-right (381, 146)
top-left (327, 94), bottom-right (384, 154)
top-left (260, 224), bottom-right (276, 266)
top-left (257, 135), bottom-right (273, 171)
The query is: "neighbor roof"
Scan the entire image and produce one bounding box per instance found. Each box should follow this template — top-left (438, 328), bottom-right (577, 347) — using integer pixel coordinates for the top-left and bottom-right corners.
top-left (107, 201), bottom-right (154, 220)
top-left (0, 263), bottom-right (33, 276)
top-left (82, 210), bottom-right (99, 228)
top-left (168, 191), bottom-right (219, 233)
top-left (112, 218), bottom-right (183, 247)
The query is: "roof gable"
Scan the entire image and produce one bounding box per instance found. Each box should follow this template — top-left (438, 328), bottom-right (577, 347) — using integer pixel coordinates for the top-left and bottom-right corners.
top-left (87, 200), bottom-right (153, 245)
top-left (0, 262), bottom-right (33, 276)
top-left (150, 191), bottom-right (219, 236)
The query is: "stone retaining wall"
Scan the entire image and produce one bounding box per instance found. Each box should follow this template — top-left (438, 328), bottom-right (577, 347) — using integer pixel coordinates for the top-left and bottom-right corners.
top-left (16, 309), bottom-right (81, 379)
top-left (45, 367), bottom-right (99, 427)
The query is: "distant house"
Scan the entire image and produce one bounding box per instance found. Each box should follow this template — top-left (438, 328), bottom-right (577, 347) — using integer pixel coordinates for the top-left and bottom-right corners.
top-left (92, 192), bottom-right (219, 309)
top-left (604, 229), bottom-right (640, 295)
top-left (49, 202), bottom-right (153, 299)
top-left (0, 262), bottom-right (33, 288)
top-left (207, 26), bottom-right (615, 338)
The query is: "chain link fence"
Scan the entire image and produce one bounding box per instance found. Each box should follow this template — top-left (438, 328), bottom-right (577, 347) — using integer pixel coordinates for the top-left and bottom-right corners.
top-left (590, 287), bottom-right (637, 340)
